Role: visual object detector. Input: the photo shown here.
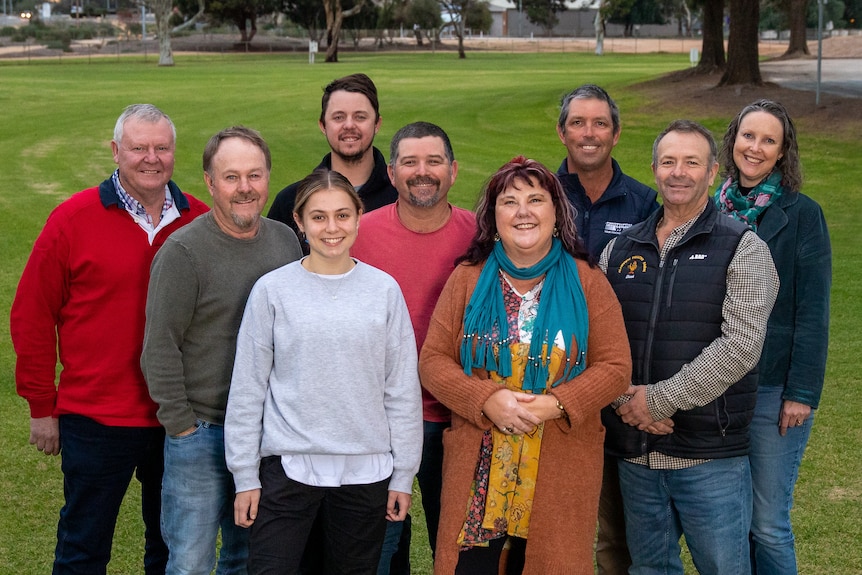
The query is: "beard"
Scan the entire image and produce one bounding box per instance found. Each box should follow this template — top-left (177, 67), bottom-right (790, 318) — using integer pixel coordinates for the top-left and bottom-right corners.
top-left (333, 148), bottom-right (368, 166)
top-left (406, 176), bottom-right (442, 208)
top-left (230, 211), bottom-right (260, 230)
top-left (230, 197), bottom-right (261, 230)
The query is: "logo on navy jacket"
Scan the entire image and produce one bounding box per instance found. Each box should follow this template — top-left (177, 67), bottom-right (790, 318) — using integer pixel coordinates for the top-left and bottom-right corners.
top-left (616, 255), bottom-right (647, 279)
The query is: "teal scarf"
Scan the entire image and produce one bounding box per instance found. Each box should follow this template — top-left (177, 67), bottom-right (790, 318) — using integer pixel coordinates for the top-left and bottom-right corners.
top-left (460, 238), bottom-right (589, 393)
top-left (715, 170), bottom-right (784, 231)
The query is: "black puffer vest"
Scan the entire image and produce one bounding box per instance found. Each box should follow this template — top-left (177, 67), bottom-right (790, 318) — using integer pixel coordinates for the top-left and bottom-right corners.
top-left (603, 202), bottom-right (757, 460)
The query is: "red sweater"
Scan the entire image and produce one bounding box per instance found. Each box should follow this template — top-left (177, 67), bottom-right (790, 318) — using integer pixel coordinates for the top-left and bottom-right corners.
top-left (11, 179), bottom-right (209, 427)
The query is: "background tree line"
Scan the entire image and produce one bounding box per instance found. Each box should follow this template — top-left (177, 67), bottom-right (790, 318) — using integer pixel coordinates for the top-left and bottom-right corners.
top-left (86, 0), bottom-right (858, 76)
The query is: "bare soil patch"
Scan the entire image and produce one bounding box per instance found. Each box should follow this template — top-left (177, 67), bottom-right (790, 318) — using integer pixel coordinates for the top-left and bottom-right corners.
top-left (629, 66), bottom-right (862, 139)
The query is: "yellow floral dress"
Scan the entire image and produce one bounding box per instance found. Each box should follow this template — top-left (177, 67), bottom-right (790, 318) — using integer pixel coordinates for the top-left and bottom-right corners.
top-left (458, 276), bottom-right (566, 547)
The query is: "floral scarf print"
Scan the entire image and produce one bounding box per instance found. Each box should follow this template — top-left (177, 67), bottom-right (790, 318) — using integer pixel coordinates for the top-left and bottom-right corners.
top-left (715, 170), bottom-right (784, 231)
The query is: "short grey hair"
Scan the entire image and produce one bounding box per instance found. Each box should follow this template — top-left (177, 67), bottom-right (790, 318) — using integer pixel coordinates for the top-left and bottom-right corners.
top-left (113, 104), bottom-right (176, 145)
top-left (652, 119), bottom-right (717, 167)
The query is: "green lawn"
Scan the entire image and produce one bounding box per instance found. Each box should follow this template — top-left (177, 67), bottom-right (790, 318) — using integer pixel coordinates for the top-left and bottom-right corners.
top-left (1, 51), bottom-right (859, 574)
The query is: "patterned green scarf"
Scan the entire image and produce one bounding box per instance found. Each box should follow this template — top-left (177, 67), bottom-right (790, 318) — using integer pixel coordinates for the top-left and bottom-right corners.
top-left (460, 238), bottom-right (588, 393)
top-left (715, 170), bottom-right (784, 231)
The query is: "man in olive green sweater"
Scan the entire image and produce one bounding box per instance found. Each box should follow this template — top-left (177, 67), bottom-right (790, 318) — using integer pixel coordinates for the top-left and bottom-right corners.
top-left (141, 126), bottom-right (301, 574)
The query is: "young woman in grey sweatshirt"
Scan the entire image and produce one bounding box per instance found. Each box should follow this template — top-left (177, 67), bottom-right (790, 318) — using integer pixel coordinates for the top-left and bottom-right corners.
top-left (225, 169), bottom-right (422, 574)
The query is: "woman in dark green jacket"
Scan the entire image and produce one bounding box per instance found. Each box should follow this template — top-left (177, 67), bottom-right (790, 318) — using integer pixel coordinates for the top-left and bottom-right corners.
top-left (716, 99), bottom-right (831, 575)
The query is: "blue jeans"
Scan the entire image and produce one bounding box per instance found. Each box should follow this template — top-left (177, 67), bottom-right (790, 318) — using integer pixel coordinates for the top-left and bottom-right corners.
top-left (377, 518), bottom-right (404, 575)
top-left (749, 385), bottom-right (814, 575)
top-left (162, 421), bottom-right (248, 575)
top-left (55, 414), bottom-right (167, 575)
top-left (416, 420), bottom-right (449, 557)
top-left (619, 457), bottom-right (752, 575)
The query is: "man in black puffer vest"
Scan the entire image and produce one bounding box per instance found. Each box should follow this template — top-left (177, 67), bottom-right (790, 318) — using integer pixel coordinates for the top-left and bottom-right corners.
top-left (599, 120), bottom-right (779, 575)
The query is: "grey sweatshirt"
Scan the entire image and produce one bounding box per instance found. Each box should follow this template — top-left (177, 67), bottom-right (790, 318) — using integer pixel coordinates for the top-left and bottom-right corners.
top-left (225, 260), bottom-right (423, 494)
top-left (142, 212), bottom-right (302, 436)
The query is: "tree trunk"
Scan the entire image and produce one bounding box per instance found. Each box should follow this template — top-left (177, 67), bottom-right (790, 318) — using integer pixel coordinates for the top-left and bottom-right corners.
top-left (719, 0), bottom-right (762, 86)
top-left (150, 0), bottom-right (174, 66)
top-left (248, 17), bottom-right (257, 42)
top-left (696, 0), bottom-right (725, 73)
top-left (682, 1), bottom-right (692, 37)
top-left (594, 8), bottom-right (604, 55)
top-left (323, 0), bottom-right (340, 62)
top-left (784, 0), bottom-right (811, 57)
top-left (324, 0), bottom-right (362, 63)
top-left (456, 20), bottom-right (465, 58)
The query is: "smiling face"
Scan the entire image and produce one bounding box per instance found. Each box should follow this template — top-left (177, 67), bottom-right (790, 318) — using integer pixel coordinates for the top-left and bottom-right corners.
top-left (111, 116), bottom-right (175, 204)
top-left (732, 110), bottom-right (785, 187)
top-left (494, 177), bottom-right (557, 267)
top-left (295, 188), bottom-right (361, 271)
top-left (389, 136), bottom-right (458, 208)
top-left (652, 130), bottom-right (719, 217)
top-left (204, 137), bottom-right (269, 239)
top-left (556, 97), bottom-right (620, 174)
top-left (319, 90), bottom-right (381, 165)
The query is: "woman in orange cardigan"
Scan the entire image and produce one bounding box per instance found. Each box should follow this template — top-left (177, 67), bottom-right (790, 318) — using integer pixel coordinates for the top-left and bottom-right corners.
top-left (419, 157), bottom-right (631, 575)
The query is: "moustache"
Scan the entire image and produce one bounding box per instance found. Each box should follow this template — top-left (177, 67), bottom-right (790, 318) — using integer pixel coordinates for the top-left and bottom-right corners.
top-left (407, 176), bottom-right (440, 187)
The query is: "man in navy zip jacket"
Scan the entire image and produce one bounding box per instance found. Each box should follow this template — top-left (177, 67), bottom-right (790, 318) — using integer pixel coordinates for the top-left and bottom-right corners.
top-left (555, 84), bottom-right (658, 259)
top-left (555, 84), bottom-right (658, 574)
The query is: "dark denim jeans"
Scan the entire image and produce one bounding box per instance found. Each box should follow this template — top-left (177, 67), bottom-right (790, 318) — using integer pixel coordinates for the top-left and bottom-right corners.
top-left (55, 414), bottom-right (167, 575)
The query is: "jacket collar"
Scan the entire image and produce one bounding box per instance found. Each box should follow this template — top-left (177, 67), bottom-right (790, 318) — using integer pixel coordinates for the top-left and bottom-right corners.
top-left (754, 189), bottom-right (798, 243)
top-left (556, 158), bottom-right (626, 202)
top-left (98, 175), bottom-right (190, 211)
top-left (627, 199), bottom-right (719, 248)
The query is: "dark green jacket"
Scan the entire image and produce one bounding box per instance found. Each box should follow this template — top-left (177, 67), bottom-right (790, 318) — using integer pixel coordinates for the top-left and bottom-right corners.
top-left (752, 189), bottom-right (831, 409)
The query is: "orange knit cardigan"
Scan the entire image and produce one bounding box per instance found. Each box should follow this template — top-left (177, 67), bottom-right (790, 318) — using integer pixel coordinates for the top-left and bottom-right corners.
top-left (419, 257), bottom-right (632, 575)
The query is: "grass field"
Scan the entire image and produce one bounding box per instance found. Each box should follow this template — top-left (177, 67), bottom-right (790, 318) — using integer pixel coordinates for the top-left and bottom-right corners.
top-left (0, 51), bottom-right (859, 574)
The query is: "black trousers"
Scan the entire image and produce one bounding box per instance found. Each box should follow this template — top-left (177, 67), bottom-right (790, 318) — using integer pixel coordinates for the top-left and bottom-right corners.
top-left (249, 456), bottom-right (389, 575)
top-left (455, 536), bottom-right (527, 575)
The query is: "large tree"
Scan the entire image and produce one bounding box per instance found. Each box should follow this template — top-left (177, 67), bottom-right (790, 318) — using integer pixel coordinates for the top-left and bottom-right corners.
top-left (520, 0), bottom-right (567, 36)
top-left (175, 0), bottom-right (279, 42)
top-left (282, 0), bottom-right (327, 41)
top-left (604, 0), bottom-right (670, 37)
top-left (322, 0), bottom-right (365, 61)
top-left (719, 0), bottom-right (762, 85)
top-left (407, 0), bottom-right (443, 45)
top-left (693, 0), bottom-right (725, 73)
top-left (207, 0), bottom-right (280, 42)
top-left (150, 0), bottom-right (175, 65)
top-left (439, 0), bottom-right (472, 58)
top-left (149, 0), bottom-right (205, 66)
top-left (784, 0), bottom-right (811, 56)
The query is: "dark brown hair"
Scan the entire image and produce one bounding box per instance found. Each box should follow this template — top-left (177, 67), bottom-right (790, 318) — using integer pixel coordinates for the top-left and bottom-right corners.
top-left (459, 156), bottom-right (589, 266)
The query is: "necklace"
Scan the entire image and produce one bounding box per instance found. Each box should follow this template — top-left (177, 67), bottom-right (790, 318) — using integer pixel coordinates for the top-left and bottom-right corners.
top-left (311, 271), bottom-right (348, 300)
top-left (304, 257), bottom-right (355, 300)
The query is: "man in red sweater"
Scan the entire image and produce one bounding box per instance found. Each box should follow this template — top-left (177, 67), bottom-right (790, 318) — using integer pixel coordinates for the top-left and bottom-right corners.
top-left (351, 121), bottom-right (476, 566)
top-left (10, 104), bottom-right (209, 575)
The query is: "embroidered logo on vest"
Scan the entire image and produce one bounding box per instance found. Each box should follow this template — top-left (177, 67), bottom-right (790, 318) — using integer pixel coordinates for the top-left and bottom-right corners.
top-left (604, 221), bottom-right (632, 235)
top-left (689, 254), bottom-right (708, 260)
top-left (617, 255), bottom-right (647, 279)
